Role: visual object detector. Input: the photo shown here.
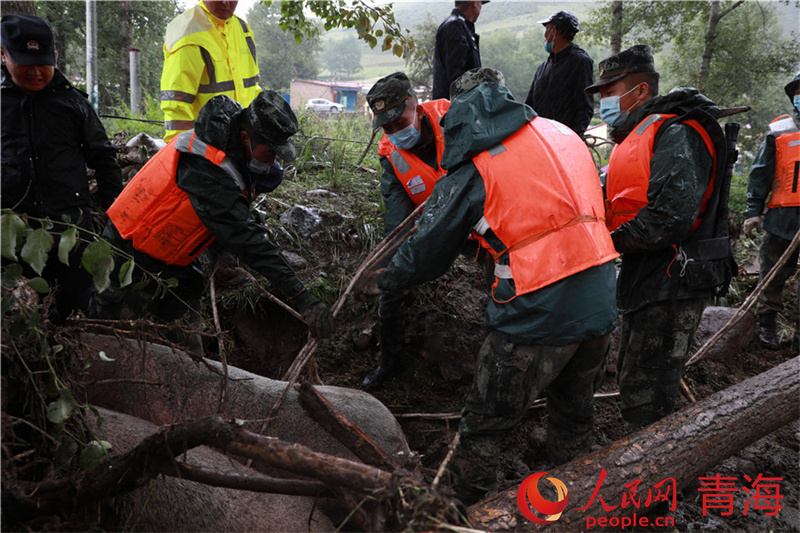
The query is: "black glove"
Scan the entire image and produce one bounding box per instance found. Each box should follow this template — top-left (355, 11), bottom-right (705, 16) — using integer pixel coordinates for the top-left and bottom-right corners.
top-left (292, 290), bottom-right (333, 339)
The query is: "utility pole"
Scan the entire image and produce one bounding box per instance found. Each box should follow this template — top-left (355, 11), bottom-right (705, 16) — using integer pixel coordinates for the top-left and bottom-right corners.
top-left (86, 0), bottom-right (98, 110)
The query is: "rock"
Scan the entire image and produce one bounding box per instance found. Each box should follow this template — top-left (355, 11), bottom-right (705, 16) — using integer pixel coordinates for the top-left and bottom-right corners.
top-left (693, 306), bottom-right (757, 362)
top-left (90, 407), bottom-right (334, 532)
top-left (280, 205), bottom-right (349, 239)
top-left (281, 250), bottom-right (308, 270)
top-left (74, 334), bottom-right (410, 475)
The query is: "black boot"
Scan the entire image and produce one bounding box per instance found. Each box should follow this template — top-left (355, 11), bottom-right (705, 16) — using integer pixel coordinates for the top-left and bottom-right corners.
top-left (758, 313), bottom-right (780, 350)
top-left (361, 345), bottom-right (404, 391)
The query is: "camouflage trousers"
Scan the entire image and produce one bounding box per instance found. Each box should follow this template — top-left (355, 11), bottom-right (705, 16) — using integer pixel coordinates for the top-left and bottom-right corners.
top-left (757, 232), bottom-right (799, 319)
top-left (450, 332), bottom-right (609, 504)
top-left (617, 298), bottom-right (706, 428)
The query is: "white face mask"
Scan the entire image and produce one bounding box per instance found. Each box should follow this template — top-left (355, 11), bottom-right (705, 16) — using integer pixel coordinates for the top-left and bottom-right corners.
top-left (248, 138), bottom-right (271, 175)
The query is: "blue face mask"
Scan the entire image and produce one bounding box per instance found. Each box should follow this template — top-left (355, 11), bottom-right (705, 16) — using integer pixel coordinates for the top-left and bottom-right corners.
top-left (794, 95), bottom-right (800, 114)
top-left (545, 40), bottom-right (554, 54)
top-left (248, 138), bottom-right (272, 176)
top-left (599, 85), bottom-right (639, 128)
top-left (387, 109), bottom-right (421, 150)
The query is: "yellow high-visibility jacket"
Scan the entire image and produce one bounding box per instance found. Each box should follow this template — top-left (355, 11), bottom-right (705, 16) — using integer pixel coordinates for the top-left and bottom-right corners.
top-left (160, 1), bottom-right (260, 142)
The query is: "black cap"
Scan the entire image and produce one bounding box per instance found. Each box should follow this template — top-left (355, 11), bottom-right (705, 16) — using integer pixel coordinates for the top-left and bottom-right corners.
top-left (449, 67), bottom-right (505, 100)
top-left (785, 71), bottom-right (800, 103)
top-left (585, 44), bottom-right (656, 94)
top-left (242, 90), bottom-right (298, 162)
top-left (1, 14), bottom-right (55, 66)
top-left (367, 72), bottom-right (415, 129)
top-left (538, 10), bottom-right (580, 40)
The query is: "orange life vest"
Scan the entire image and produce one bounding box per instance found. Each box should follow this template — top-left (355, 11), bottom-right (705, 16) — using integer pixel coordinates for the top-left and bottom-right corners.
top-left (605, 113), bottom-right (717, 232)
top-left (378, 99), bottom-right (451, 206)
top-left (472, 117), bottom-right (619, 302)
top-left (767, 115), bottom-right (800, 208)
top-left (107, 131), bottom-right (249, 266)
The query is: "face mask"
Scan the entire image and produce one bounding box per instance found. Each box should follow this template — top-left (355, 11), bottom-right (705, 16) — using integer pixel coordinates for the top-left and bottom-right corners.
top-left (794, 95), bottom-right (800, 114)
top-left (599, 85), bottom-right (640, 128)
top-left (248, 138), bottom-right (271, 175)
top-left (545, 40), bottom-right (554, 54)
top-left (386, 109), bottom-right (420, 150)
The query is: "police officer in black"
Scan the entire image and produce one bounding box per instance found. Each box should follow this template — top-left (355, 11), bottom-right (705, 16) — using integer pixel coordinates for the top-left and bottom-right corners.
top-left (431, 1), bottom-right (489, 100)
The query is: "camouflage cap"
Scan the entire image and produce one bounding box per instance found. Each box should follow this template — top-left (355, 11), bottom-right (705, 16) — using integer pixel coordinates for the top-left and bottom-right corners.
top-left (367, 72), bottom-right (415, 129)
top-left (242, 90), bottom-right (298, 162)
top-left (449, 67), bottom-right (505, 100)
top-left (538, 10), bottom-right (580, 40)
top-left (585, 44), bottom-right (656, 94)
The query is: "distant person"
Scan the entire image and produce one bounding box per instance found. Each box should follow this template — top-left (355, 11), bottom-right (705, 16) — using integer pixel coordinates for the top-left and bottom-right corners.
top-left (431, 1), bottom-right (488, 100)
top-left (362, 72), bottom-right (451, 391)
top-left (161, 0), bottom-right (261, 142)
top-left (743, 72), bottom-right (800, 351)
top-left (92, 91), bottom-right (332, 348)
top-left (1, 14), bottom-right (123, 324)
top-left (525, 10), bottom-right (594, 138)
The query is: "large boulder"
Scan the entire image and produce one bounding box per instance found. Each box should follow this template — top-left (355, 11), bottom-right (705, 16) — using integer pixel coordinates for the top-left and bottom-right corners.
top-left (90, 407), bottom-right (334, 532)
top-left (74, 334), bottom-right (409, 472)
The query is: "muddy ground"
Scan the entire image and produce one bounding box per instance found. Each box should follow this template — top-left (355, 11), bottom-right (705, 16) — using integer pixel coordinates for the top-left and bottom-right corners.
top-left (214, 176), bottom-right (798, 532)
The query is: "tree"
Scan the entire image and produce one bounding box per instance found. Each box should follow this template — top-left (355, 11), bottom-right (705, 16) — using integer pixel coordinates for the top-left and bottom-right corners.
top-left (267, 0), bottom-right (415, 59)
top-left (247, 1), bottom-right (320, 92)
top-left (321, 36), bottom-right (362, 79)
top-left (406, 14), bottom-right (438, 94)
top-left (481, 28), bottom-right (545, 103)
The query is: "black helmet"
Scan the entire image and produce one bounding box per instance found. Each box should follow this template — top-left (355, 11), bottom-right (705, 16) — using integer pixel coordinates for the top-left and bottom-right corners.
top-left (537, 10), bottom-right (580, 40)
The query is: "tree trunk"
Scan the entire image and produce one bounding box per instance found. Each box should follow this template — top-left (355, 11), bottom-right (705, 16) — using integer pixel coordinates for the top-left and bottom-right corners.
top-left (119, 0), bottom-right (132, 98)
top-left (698, 0), bottom-right (743, 93)
top-left (609, 1), bottom-right (624, 55)
top-left (468, 356), bottom-right (799, 531)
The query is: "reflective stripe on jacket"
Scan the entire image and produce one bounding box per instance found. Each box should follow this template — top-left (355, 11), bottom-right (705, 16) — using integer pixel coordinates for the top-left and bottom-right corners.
top-left (378, 99), bottom-right (451, 206)
top-left (107, 131), bottom-right (248, 266)
top-left (605, 113), bottom-right (717, 232)
top-left (161, 2), bottom-right (260, 142)
top-left (472, 117), bottom-right (619, 302)
top-left (767, 115), bottom-right (800, 208)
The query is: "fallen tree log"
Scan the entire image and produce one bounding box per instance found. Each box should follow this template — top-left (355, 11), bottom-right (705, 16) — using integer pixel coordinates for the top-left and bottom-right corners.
top-left (468, 355), bottom-right (799, 531)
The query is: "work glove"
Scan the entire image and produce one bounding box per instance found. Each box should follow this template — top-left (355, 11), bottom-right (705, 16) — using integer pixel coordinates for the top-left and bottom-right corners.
top-left (353, 269), bottom-right (383, 302)
top-left (291, 290), bottom-right (333, 339)
top-left (743, 216), bottom-right (763, 239)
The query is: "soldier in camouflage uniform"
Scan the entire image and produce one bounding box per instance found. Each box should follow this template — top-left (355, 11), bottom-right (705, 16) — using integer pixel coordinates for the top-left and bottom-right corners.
top-left (743, 72), bottom-right (800, 351)
top-left (359, 68), bottom-right (618, 505)
top-left (586, 46), bottom-right (734, 428)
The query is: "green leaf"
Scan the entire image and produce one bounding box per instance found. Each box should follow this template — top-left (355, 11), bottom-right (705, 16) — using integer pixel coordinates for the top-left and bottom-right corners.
top-left (82, 240), bottom-right (114, 293)
top-left (119, 259), bottom-right (135, 288)
top-left (1, 293), bottom-right (16, 315)
top-left (20, 228), bottom-right (54, 275)
top-left (79, 440), bottom-right (113, 470)
top-left (2, 263), bottom-right (24, 289)
top-left (28, 277), bottom-right (50, 294)
top-left (1, 213), bottom-right (26, 261)
top-left (58, 227), bottom-right (78, 266)
top-left (46, 398), bottom-right (75, 424)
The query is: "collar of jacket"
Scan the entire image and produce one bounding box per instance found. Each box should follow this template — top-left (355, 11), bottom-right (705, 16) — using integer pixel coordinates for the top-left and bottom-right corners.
top-left (200, 0), bottom-right (233, 31)
top-left (449, 8), bottom-right (476, 31)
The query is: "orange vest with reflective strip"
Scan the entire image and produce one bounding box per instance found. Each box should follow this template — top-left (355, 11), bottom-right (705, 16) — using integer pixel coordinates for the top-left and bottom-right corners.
top-left (472, 117), bottom-right (619, 302)
top-left (605, 113), bottom-right (717, 232)
top-left (767, 115), bottom-right (800, 208)
top-left (378, 99), bottom-right (451, 206)
top-left (107, 131), bottom-right (248, 266)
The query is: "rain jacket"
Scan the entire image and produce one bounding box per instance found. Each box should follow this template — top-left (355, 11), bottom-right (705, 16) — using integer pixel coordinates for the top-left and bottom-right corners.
top-left (160, 1), bottom-right (261, 142)
top-left (607, 87), bottom-right (720, 312)
top-left (105, 95), bottom-right (305, 299)
top-left (432, 9), bottom-right (481, 100)
top-left (744, 114), bottom-right (800, 242)
top-left (378, 100), bottom-right (450, 237)
top-left (378, 82), bottom-right (617, 345)
top-left (524, 42), bottom-right (595, 138)
top-left (1, 66), bottom-right (122, 225)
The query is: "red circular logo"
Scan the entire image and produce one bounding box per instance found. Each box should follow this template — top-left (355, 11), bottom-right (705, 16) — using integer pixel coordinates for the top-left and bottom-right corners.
top-left (517, 472), bottom-right (569, 524)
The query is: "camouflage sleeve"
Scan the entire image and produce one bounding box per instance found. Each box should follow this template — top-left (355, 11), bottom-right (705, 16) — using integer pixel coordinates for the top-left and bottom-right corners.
top-left (744, 135), bottom-right (776, 219)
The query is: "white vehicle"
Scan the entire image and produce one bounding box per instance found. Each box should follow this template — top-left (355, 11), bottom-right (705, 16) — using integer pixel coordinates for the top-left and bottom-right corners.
top-left (305, 98), bottom-right (343, 113)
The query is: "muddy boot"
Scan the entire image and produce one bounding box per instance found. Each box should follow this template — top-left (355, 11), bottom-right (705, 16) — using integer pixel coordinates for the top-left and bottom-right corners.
top-left (361, 343), bottom-right (404, 391)
top-left (758, 313), bottom-right (780, 350)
